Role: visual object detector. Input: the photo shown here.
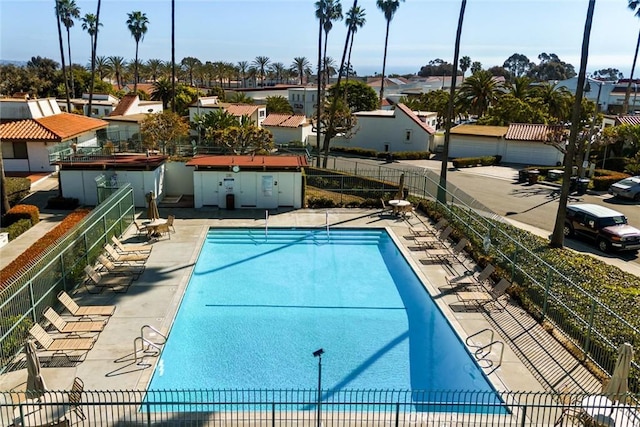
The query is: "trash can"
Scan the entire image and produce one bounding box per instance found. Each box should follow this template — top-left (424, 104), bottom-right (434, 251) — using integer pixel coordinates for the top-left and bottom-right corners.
top-left (518, 169), bottom-right (529, 183)
top-left (576, 178), bottom-right (590, 196)
top-left (569, 176), bottom-right (578, 193)
top-left (527, 170), bottom-right (540, 185)
top-left (226, 193), bottom-right (235, 210)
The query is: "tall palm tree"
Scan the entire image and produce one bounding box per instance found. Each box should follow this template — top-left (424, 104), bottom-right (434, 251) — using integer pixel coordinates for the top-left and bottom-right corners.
top-left (270, 62), bottom-right (286, 83)
top-left (171, 0), bottom-right (175, 112)
top-left (152, 78), bottom-right (173, 109)
top-left (291, 57), bottom-right (311, 84)
top-left (376, 0), bottom-right (404, 104)
top-left (252, 56), bottom-right (270, 87)
top-left (550, 0), bottom-right (596, 248)
top-left (623, 1), bottom-right (640, 114)
top-left (146, 59), bottom-right (164, 82)
top-left (126, 11), bottom-right (149, 93)
top-left (57, 0), bottom-right (80, 98)
top-left (506, 76), bottom-right (534, 100)
top-left (438, 0), bottom-right (466, 204)
top-left (459, 55), bottom-right (471, 80)
top-left (314, 0), bottom-right (327, 166)
top-left (95, 55), bottom-right (111, 80)
top-left (457, 69), bottom-right (502, 118)
top-left (237, 61), bottom-right (249, 87)
top-left (82, 11), bottom-right (101, 117)
top-left (181, 57), bottom-right (202, 87)
top-left (345, 4), bottom-right (366, 83)
top-left (318, 0), bottom-right (343, 89)
top-left (54, 0), bottom-right (71, 112)
top-left (108, 56), bottom-right (126, 89)
top-left (534, 81), bottom-right (572, 121)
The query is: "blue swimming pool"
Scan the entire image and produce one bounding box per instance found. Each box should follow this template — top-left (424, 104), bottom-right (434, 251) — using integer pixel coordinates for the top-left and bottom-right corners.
top-left (146, 228), bottom-right (502, 411)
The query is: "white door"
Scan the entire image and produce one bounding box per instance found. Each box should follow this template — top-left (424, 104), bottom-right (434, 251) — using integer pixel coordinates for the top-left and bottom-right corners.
top-left (220, 176), bottom-right (236, 208)
top-left (505, 142), bottom-right (561, 166)
top-left (256, 174), bottom-right (278, 209)
top-left (277, 173), bottom-right (295, 207)
top-left (239, 173), bottom-right (257, 207)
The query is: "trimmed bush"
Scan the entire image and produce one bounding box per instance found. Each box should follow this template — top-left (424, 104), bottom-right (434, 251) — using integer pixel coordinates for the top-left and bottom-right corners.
top-left (3, 204), bottom-right (39, 227)
top-left (2, 219), bottom-right (32, 240)
top-left (5, 177), bottom-right (30, 207)
top-left (330, 146), bottom-right (431, 160)
top-left (598, 157), bottom-right (629, 173)
top-left (46, 196), bottom-right (80, 210)
top-left (452, 155), bottom-right (501, 168)
top-left (591, 170), bottom-right (630, 191)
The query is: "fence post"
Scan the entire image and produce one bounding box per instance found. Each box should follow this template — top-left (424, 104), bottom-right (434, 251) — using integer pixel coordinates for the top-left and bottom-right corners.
top-left (519, 404), bottom-right (527, 427)
top-left (511, 247), bottom-right (518, 280)
top-left (542, 268), bottom-right (552, 320)
top-left (395, 402), bottom-right (400, 427)
top-left (272, 402), bottom-right (276, 427)
top-left (583, 299), bottom-right (597, 360)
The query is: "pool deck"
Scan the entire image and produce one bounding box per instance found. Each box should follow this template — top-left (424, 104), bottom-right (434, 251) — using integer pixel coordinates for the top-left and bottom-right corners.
top-left (0, 208), bottom-right (601, 397)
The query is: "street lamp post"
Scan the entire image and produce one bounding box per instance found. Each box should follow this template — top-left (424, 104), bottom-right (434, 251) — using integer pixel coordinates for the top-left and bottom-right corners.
top-left (581, 78), bottom-right (604, 178)
top-left (313, 348), bottom-right (324, 427)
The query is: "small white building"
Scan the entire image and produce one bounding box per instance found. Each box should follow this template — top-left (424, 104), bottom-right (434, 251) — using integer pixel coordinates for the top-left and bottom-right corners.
top-left (329, 103), bottom-right (435, 153)
top-left (0, 97), bottom-right (61, 120)
top-left (262, 114), bottom-right (313, 145)
top-left (188, 100), bottom-right (267, 128)
top-left (186, 155), bottom-right (307, 209)
top-left (288, 86), bottom-right (319, 117)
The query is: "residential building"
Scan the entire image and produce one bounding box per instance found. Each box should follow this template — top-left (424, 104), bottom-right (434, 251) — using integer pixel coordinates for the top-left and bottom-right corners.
top-left (262, 114), bottom-right (313, 145)
top-left (0, 96), bottom-right (61, 121)
top-left (188, 99), bottom-right (267, 128)
top-left (56, 93), bottom-right (120, 117)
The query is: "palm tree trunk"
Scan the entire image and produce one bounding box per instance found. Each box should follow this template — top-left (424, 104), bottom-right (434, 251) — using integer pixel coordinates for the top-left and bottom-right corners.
top-left (346, 35), bottom-right (355, 84)
top-left (622, 28), bottom-right (640, 114)
top-left (0, 154), bottom-right (10, 215)
top-left (56, 1), bottom-right (71, 113)
top-left (66, 29), bottom-right (75, 98)
top-left (88, 0), bottom-right (101, 118)
top-left (550, 0), bottom-right (595, 248)
top-left (134, 42), bottom-right (140, 93)
top-left (171, 0), bottom-right (176, 112)
top-left (315, 10), bottom-right (324, 167)
top-left (379, 20), bottom-right (390, 105)
top-left (438, 0), bottom-right (466, 203)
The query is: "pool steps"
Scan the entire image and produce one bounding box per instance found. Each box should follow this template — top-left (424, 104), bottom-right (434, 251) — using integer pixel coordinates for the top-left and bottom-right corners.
top-left (206, 228), bottom-right (385, 245)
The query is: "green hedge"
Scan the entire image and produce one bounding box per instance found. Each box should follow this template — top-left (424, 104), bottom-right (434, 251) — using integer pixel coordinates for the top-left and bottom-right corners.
top-left (452, 155), bottom-right (502, 168)
top-left (4, 177), bottom-right (30, 207)
top-left (1, 218), bottom-right (33, 240)
top-left (330, 146), bottom-right (431, 160)
top-left (591, 170), bottom-right (630, 191)
top-left (3, 204), bottom-right (39, 227)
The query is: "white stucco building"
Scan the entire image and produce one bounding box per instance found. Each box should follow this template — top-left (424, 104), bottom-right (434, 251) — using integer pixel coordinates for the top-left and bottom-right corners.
top-left (262, 114), bottom-right (313, 145)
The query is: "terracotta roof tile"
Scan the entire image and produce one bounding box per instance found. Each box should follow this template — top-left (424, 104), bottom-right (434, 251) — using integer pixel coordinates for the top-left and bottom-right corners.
top-left (1, 113), bottom-right (108, 141)
top-left (450, 124), bottom-right (508, 137)
top-left (226, 104), bottom-right (262, 117)
top-left (505, 123), bottom-right (564, 141)
top-left (186, 155), bottom-right (307, 169)
top-left (109, 94), bottom-right (138, 116)
top-left (262, 114), bottom-right (306, 128)
top-left (395, 103), bottom-right (435, 134)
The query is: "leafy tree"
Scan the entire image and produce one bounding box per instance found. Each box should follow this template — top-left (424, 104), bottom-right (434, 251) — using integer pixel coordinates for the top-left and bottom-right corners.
top-left (456, 69), bottom-right (502, 117)
top-left (327, 79), bottom-right (378, 112)
top-left (487, 65), bottom-right (511, 80)
top-left (418, 59), bottom-right (456, 77)
top-left (591, 68), bottom-right (623, 81)
top-left (126, 11), bottom-right (149, 92)
top-left (478, 94), bottom-right (549, 125)
top-left (502, 53), bottom-right (532, 77)
top-left (459, 56), bottom-right (471, 79)
top-left (345, 4), bottom-right (366, 83)
top-left (266, 96), bottom-right (294, 115)
top-left (215, 126), bottom-right (274, 155)
top-left (399, 89), bottom-right (450, 127)
top-left (207, 86), bottom-right (226, 100)
top-left (140, 110), bottom-right (190, 154)
top-left (528, 53), bottom-right (576, 81)
top-left (26, 56), bottom-right (61, 96)
top-left (57, 0), bottom-right (80, 98)
top-left (376, 0), bottom-right (404, 103)
top-left (623, 0), bottom-right (640, 113)
top-left (173, 84), bottom-right (199, 116)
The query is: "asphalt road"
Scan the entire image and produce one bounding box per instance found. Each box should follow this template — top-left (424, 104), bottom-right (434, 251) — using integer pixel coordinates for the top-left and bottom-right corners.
top-left (327, 155), bottom-right (640, 270)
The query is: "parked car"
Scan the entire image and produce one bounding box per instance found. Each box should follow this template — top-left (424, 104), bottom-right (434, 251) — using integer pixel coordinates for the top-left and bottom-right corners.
top-left (609, 176), bottom-right (640, 201)
top-left (564, 204), bottom-right (640, 252)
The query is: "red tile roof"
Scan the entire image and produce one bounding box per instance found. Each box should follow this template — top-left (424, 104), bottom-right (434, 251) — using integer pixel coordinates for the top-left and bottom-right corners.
top-left (186, 155), bottom-right (307, 169)
top-left (0, 113), bottom-right (108, 141)
top-left (262, 114), bottom-right (306, 128)
top-left (395, 103), bottom-right (436, 134)
top-left (616, 115), bottom-right (640, 126)
top-left (505, 123), bottom-right (565, 141)
top-left (109, 93), bottom-right (138, 116)
top-left (57, 154), bottom-right (167, 169)
top-left (226, 104), bottom-right (263, 117)
top-left (450, 124), bottom-right (508, 137)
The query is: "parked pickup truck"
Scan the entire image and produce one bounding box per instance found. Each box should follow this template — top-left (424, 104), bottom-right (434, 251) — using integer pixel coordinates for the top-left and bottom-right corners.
top-left (564, 204), bottom-right (640, 252)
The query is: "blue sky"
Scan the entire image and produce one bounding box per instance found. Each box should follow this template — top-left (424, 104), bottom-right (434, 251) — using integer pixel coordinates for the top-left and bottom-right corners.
top-left (0, 0), bottom-right (638, 78)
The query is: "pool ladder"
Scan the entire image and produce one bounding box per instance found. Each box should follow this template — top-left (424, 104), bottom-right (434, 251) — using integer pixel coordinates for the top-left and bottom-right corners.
top-left (132, 325), bottom-right (167, 367)
top-left (466, 328), bottom-right (504, 375)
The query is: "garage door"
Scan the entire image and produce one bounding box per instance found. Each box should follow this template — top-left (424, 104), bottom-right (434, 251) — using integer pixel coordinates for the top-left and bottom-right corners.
top-left (505, 142), bottom-right (562, 166)
top-left (450, 138), bottom-right (500, 158)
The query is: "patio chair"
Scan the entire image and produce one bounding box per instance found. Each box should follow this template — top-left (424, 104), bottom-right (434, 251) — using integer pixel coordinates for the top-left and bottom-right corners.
top-left (413, 226), bottom-right (453, 250)
top-left (455, 278), bottom-right (511, 312)
top-left (68, 377), bottom-right (86, 420)
top-left (379, 199), bottom-right (394, 216)
top-left (111, 236), bottom-right (152, 254)
top-left (43, 307), bottom-right (107, 334)
top-left (84, 265), bottom-right (133, 293)
top-left (445, 263), bottom-right (495, 292)
top-left (28, 324), bottom-right (96, 358)
top-left (422, 238), bottom-right (469, 265)
top-left (167, 215), bottom-right (176, 233)
top-left (96, 254), bottom-right (144, 280)
top-left (104, 243), bottom-right (149, 263)
top-left (57, 291), bottom-right (115, 317)
top-left (134, 221), bottom-right (148, 237)
top-left (152, 223), bottom-right (171, 240)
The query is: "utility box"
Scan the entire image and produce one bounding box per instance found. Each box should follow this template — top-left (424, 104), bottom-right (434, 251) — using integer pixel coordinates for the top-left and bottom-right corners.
top-left (0, 232), bottom-right (8, 248)
top-left (527, 170), bottom-right (540, 185)
top-left (226, 193), bottom-right (235, 210)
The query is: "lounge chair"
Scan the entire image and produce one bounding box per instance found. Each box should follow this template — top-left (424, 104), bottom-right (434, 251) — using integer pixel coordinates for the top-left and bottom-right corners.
top-left (413, 226), bottom-right (453, 250)
top-left (69, 377), bottom-right (86, 420)
top-left (445, 263), bottom-right (495, 291)
top-left (111, 236), bottom-right (152, 254)
top-left (422, 238), bottom-right (469, 265)
top-left (96, 254), bottom-right (144, 279)
top-left (43, 307), bottom-right (107, 334)
top-left (84, 265), bottom-right (133, 293)
top-left (57, 291), bottom-right (115, 317)
top-left (104, 243), bottom-right (149, 263)
top-left (167, 215), bottom-right (176, 233)
top-left (151, 223), bottom-right (171, 240)
top-left (28, 324), bottom-right (96, 358)
top-left (134, 221), bottom-right (148, 237)
top-left (456, 278), bottom-right (511, 311)
top-left (411, 218), bottom-right (447, 237)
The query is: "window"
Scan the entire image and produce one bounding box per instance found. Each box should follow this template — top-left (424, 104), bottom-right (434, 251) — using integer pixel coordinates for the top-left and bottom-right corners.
top-left (405, 130), bottom-right (412, 141)
top-left (91, 108), bottom-right (99, 116)
top-left (2, 141), bottom-right (28, 159)
top-left (259, 110), bottom-right (265, 118)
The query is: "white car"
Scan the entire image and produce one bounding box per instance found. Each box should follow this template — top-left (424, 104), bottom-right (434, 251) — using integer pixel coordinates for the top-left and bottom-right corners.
top-left (609, 176), bottom-right (640, 201)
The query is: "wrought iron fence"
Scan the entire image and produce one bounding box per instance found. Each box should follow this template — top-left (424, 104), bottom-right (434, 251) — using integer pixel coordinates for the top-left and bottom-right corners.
top-left (317, 159), bottom-right (640, 393)
top-left (2, 389), bottom-right (639, 426)
top-left (0, 185), bottom-right (135, 370)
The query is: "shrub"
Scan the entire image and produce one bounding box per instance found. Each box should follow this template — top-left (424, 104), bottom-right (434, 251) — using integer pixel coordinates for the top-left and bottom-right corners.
top-left (452, 155), bottom-right (502, 168)
top-left (598, 157), bottom-right (628, 172)
top-left (330, 146), bottom-right (430, 160)
top-left (3, 219), bottom-right (32, 240)
top-left (4, 177), bottom-right (30, 207)
top-left (46, 196), bottom-right (80, 210)
top-left (591, 170), bottom-right (630, 191)
top-left (3, 204), bottom-right (39, 227)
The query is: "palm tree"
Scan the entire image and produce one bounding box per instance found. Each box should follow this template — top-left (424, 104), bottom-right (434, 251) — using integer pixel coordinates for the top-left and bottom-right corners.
top-left (623, 1), bottom-right (640, 114)
top-left (54, 0), bottom-right (71, 112)
top-left (151, 78), bottom-right (173, 109)
top-left (457, 69), bottom-right (502, 118)
top-left (57, 0), bottom-right (80, 98)
top-left (146, 59), bottom-right (165, 82)
top-left (345, 4), bottom-right (366, 83)
top-left (314, 0), bottom-right (327, 166)
top-left (459, 55), bottom-right (471, 80)
top-left (252, 56), bottom-right (270, 87)
top-left (318, 0), bottom-right (343, 89)
top-left (507, 76), bottom-right (534, 100)
top-left (126, 11), bottom-right (149, 93)
top-left (550, 0), bottom-right (596, 248)
top-left (82, 11), bottom-right (101, 117)
top-left (108, 56), bottom-right (126, 89)
top-left (291, 57), bottom-right (311, 84)
top-left (438, 0), bottom-right (466, 204)
top-left (269, 62), bottom-right (286, 84)
top-left (237, 61), bottom-right (249, 87)
top-left (534, 81), bottom-right (572, 122)
top-left (181, 57), bottom-right (202, 87)
top-left (95, 55), bottom-right (111, 80)
top-left (376, 0), bottom-right (404, 104)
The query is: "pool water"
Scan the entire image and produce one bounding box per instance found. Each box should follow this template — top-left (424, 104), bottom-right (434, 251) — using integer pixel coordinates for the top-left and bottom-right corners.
top-left (146, 228), bottom-right (501, 410)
